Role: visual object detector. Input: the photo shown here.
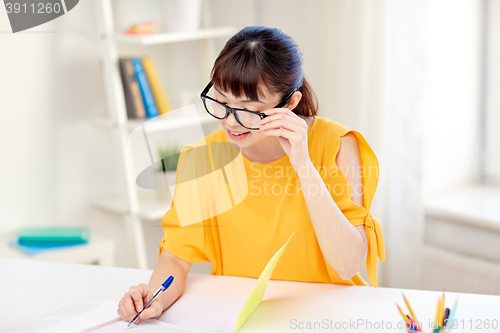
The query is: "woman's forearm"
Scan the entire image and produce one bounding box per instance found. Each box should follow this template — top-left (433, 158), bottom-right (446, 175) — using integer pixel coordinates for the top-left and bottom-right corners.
top-left (147, 250), bottom-right (191, 313)
top-left (295, 160), bottom-right (367, 280)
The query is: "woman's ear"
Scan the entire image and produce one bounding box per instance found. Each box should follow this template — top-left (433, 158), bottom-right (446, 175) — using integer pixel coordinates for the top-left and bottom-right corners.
top-left (286, 91), bottom-right (302, 111)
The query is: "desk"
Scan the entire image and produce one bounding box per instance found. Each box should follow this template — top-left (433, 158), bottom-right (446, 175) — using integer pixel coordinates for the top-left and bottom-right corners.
top-left (1, 259), bottom-right (500, 332)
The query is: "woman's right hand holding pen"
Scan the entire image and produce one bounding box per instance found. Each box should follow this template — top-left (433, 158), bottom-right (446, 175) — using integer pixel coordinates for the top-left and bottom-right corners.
top-left (117, 284), bottom-right (164, 324)
top-left (117, 250), bottom-right (192, 324)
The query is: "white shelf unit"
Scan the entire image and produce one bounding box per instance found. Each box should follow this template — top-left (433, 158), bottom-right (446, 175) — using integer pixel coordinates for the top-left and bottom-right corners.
top-left (114, 27), bottom-right (236, 45)
top-left (91, 111), bottom-right (217, 132)
top-left (91, 192), bottom-right (171, 222)
top-left (93, 0), bottom-right (235, 269)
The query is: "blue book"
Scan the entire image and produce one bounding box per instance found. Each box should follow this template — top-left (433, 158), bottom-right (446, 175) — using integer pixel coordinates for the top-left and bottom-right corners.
top-left (132, 58), bottom-right (159, 118)
top-left (18, 226), bottom-right (90, 244)
top-left (9, 239), bottom-right (87, 256)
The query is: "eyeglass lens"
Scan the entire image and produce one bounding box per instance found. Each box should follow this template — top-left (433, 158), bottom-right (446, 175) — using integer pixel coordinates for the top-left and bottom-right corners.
top-left (203, 99), bottom-right (261, 129)
top-left (203, 88), bottom-right (262, 129)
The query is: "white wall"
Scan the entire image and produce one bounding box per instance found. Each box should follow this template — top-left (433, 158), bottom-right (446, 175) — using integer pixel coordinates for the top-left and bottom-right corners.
top-left (485, 0), bottom-right (500, 185)
top-left (422, 0), bottom-right (482, 195)
top-left (0, 9), bottom-right (59, 234)
top-left (0, 1), bottom-right (137, 266)
top-left (378, 0), bottom-right (428, 290)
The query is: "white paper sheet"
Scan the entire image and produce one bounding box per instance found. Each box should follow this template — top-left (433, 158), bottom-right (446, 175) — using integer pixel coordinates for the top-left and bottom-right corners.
top-left (0, 300), bottom-right (194, 333)
top-left (0, 301), bottom-right (117, 333)
top-left (90, 319), bottom-right (196, 333)
top-left (158, 294), bottom-right (247, 332)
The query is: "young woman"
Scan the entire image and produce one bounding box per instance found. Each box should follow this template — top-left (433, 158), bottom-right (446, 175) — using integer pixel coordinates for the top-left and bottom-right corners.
top-left (117, 26), bottom-right (385, 323)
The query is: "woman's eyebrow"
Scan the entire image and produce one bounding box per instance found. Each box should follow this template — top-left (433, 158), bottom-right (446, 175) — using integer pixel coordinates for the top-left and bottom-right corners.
top-left (214, 86), bottom-right (264, 103)
top-left (214, 86), bottom-right (226, 97)
top-left (241, 98), bottom-right (264, 103)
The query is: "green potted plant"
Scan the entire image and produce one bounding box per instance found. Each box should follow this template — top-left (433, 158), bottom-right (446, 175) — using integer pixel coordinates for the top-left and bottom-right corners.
top-left (155, 142), bottom-right (181, 201)
top-left (157, 143), bottom-right (181, 172)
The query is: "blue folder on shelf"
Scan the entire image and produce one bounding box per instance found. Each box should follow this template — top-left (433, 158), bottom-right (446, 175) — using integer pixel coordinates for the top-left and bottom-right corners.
top-left (11, 226), bottom-right (90, 255)
top-left (9, 239), bottom-right (87, 255)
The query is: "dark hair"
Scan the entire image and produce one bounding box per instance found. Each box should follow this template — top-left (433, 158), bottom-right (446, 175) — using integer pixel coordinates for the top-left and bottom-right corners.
top-left (210, 26), bottom-right (318, 117)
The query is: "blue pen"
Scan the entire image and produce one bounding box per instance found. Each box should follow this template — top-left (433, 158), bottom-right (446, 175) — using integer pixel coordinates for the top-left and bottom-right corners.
top-left (128, 276), bottom-right (174, 326)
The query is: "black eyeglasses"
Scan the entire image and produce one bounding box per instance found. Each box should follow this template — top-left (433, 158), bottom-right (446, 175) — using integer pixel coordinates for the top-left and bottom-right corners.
top-left (200, 82), bottom-right (297, 130)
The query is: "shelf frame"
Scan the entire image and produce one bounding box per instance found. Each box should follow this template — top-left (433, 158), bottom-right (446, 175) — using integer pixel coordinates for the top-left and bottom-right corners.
top-left (115, 27), bottom-right (236, 45)
top-left (93, 0), bottom-right (232, 269)
top-left (94, 0), bottom-right (148, 269)
top-left (91, 112), bottom-right (218, 132)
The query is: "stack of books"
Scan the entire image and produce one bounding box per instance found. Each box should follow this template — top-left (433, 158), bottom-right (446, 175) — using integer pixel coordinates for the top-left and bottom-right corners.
top-left (119, 57), bottom-right (173, 119)
top-left (10, 227), bottom-right (90, 255)
top-left (124, 21), bottom-right (161, 35)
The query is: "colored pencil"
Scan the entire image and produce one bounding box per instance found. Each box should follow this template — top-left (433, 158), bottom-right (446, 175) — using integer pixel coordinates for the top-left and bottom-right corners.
top-left (434, 296), bottom-right (441, 329)
top-left (396, 303), bottom-right (408, 322)
top-left (440, 292), bottom-right (445, 327)
top-left (403, 294), bottom-right (420, 330)
top-left (446, 296), bottom-right (459, 331)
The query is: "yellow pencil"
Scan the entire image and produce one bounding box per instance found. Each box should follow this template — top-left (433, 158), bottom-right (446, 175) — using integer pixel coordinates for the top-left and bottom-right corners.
top-left (396, 303), bottom-right (408, 322)
top-left (403, 294), bottom-right (420, 329)
top-left (434, 296), bottom-right (441, 328)
top-left (437, 294), bottom-right (444, 329)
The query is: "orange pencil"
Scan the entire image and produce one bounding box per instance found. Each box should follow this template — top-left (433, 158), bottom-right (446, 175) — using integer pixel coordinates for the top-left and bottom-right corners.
top-left (396, 303), bottom-right (408, 323)
top-left (403, 294), bottom-right (420, 329)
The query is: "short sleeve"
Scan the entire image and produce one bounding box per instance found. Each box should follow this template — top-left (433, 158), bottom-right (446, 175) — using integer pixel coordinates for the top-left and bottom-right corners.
top-left (320, 129), bottom-right (386, 288)
top-left (157, 143), bottom-right (216, 266)
top-left (158, 203), bottom-right (213, 264)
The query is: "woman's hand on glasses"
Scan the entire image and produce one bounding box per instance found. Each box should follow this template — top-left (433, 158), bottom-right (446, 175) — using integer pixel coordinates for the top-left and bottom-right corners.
top-left (259, 108), bottom-right (310, 168)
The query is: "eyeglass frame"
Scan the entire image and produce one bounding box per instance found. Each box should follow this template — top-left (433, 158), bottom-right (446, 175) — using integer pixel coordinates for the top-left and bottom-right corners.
top-left (200, 82), bottom-right (298, 130)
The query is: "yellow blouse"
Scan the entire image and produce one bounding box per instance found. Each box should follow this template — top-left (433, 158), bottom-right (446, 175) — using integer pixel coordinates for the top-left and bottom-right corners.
top-left (158, 116), bottom-right (385, 288)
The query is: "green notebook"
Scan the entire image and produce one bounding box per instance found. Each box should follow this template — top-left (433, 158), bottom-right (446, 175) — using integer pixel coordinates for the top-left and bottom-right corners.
top-left (18, 227), bottom-right (90, 244)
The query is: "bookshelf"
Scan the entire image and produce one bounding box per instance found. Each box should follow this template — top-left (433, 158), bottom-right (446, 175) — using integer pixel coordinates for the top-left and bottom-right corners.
top-left (93, 0), bottom-right (235, 269)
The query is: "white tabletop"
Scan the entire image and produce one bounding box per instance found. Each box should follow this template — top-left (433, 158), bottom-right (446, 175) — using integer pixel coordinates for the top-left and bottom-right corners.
top-left (1, 258), bottom-right (500, 332)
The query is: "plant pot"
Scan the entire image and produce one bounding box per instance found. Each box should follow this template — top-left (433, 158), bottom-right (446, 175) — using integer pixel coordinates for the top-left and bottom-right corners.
top-left (163, 0), bottom-right (202, 32)
top-left (155, 170), bottom-right (177, 201)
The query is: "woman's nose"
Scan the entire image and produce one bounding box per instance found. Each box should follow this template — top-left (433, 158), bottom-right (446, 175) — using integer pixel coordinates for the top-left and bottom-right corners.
top-left (225, 112), bottom-right (240, 127)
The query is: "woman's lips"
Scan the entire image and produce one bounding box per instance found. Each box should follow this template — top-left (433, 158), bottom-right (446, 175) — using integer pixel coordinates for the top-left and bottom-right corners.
top-left (226, 129), bottom-right (250, 140)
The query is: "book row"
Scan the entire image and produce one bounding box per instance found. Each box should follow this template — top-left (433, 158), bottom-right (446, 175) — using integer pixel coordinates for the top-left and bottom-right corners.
top-left (119, 57), bottom-right (173, 119)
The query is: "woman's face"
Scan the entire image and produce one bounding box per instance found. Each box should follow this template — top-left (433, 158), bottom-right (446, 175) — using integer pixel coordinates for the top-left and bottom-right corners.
top-left (213, 85), bottom-right (283, 148)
